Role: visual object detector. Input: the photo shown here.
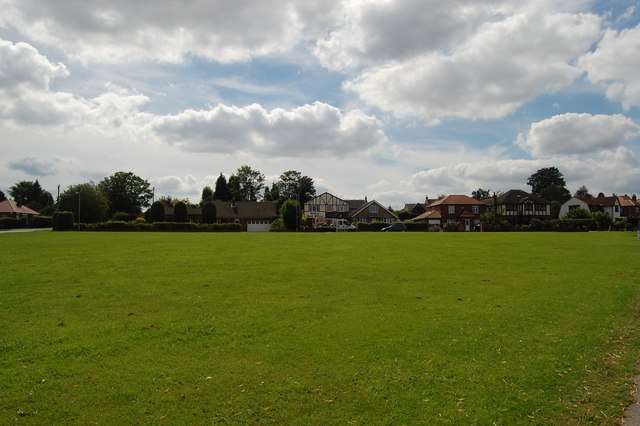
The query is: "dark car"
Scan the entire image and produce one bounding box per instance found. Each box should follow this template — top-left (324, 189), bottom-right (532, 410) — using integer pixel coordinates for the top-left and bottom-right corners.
top-left (381, 223), bottom-right (407, 232)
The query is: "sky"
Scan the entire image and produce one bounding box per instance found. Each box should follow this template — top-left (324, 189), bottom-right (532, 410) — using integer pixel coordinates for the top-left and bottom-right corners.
top-left (1, 0), bottom-right (639, 209)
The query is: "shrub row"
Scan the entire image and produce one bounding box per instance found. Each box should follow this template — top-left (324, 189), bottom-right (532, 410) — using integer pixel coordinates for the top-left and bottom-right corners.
top-left (0, 218), bottom-right (26, 229)
top-left (0, 216), bottom-right (53, 229)
top-left (71, 221), bottom-right (242, 232)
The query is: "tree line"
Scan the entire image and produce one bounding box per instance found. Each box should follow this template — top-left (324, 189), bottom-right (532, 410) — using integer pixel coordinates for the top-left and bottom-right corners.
top-left (2, 165), bottom-right (316, 224)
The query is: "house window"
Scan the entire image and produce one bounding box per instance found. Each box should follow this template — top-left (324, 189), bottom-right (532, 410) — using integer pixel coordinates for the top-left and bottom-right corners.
top-left (615, 205), bottom-right (619, 212)
top-left (369, 204), bottom-right (379, 213)
top-left (448, 205), bottom-right (455, 214)
top-left (447, 219), bottom-right (456, 224)
top-left (535, 204), bottom-right (545, 211)
top-left (472, 205), bottom-right (479, 214)
top-left (524, 203), bottom-right (533, 212)
top-left (506, 204), bottom-right (517, 212)
top-left (310, 205), bottom-right (319, 212)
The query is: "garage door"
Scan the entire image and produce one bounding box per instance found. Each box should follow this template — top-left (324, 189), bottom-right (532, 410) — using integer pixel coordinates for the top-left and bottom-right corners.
top-left (247, 220), bottom-right (271, 232)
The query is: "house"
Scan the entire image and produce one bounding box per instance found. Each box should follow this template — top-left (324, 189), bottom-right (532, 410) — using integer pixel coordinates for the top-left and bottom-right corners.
top-left (559, 195), bottom-right (622, 220)
top-left (304, 192), bottom-right (351, 223)
top-left (617, 195), bottom-right (640, 218)
top-left (350, 200), bottom-right (398, 223)
top-left (304, 192), bottom-right (395, 225)
top-left (417, 195), bottom-right (485, 231)
top-left (163, 201), bottom-right (277, 231)
top-left (485, 190), bottom-right (551, 224)
top-left (410, 210), bottom-right (442, 231)
top-left (0, 199), bottom-right (40, 225)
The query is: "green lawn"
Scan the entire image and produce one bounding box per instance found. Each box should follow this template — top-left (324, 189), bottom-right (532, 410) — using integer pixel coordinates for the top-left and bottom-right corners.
top-left (1, 231), bottom-right (639, 424)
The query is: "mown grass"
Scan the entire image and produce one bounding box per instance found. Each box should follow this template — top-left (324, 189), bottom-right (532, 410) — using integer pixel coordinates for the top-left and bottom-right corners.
top-left (1, 231), bottom-right (639, 424)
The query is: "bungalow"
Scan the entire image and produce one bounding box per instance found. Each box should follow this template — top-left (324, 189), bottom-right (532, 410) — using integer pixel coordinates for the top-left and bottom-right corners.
top-left (416, 195), bottom-right (485, 231)
top-left (485, 190), bottom-right (551, 225)
top-left (559, 195), bottom-right (621, 221)
top-left (350, 200), bottom-right (398, 223)
top-left (163, 201), bottom-right (277, 232)
top-left (0, 199), bottom-right (40, 225)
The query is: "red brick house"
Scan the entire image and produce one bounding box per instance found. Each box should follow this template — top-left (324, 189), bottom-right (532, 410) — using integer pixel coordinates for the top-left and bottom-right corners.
top-left (418, 195), bottom-right (485, 231)
top-left (618, 194), bottom-right (640, 218)
top-left (0, 199), bottom-right (40, 225)
top-left (350, 200), bottom-right (398, 223)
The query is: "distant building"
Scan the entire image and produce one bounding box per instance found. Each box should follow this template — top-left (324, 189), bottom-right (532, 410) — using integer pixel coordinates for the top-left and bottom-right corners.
top-left (0, 199), bottom-right (40, 225)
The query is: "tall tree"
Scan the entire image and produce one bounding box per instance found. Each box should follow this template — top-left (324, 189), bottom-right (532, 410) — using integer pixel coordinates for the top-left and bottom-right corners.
top-left (276, 170), bottom-right (316, 206)
top-left (231, 165), bottom-right (265, 201)
top-left (56, 183), bottom-right (109, 223)
top-left (213, 173), bottom-right (232, 201)
top-left (574, 185), bottom-right (593, 198)
top-left (527, 167), bottom-right (570, 204)
top-left (280, 199), bottom-right (302, 231)
top-left (527, 167), bottom-right (566, 194)
top-left (471, 188), bottom-right (491, 200)
top-left (227, 175), bottom-right (242, 201)
top-left (8, 179), bottom-right (53, 211)
top-left (97, 171), bottom-right (153, 215)
top-left (0, 189), bottom-right (5, 202)
top-left (201, 186), bottom-right (214, 205)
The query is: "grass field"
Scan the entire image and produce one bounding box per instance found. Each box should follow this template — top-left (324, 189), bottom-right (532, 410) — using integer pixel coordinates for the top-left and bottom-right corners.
top-left (1, 231), bottom-right (639, 424)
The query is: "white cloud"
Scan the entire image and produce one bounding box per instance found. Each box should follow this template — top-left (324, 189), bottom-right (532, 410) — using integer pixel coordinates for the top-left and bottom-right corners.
top-left (151, 102), bottom-right (387, 157)
top-left (343, 4), bottom-right (601, 120)
top-left (516, 113), bottom-right (640, 157)
top-left (314, 0), bottom-right (505, 72)
top-left (1, 0), bottom-right (339, 64)
top-left (0, 38), bottom-right (151, 130)
top-left (580, 24), bottom-right (640, 110)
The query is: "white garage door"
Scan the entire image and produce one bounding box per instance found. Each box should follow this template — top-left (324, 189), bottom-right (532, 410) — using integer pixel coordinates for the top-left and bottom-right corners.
top-left (247, 220), bottom-right (271, 232)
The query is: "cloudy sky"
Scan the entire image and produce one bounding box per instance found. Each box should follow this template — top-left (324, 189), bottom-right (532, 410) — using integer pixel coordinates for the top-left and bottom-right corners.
top-left (1, 0), bottom-right (639, 208)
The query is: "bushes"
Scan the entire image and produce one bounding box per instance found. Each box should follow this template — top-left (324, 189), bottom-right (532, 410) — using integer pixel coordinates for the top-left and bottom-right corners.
top-left (202, 202), bottom-right (217, 224)
top-left (173, 202), bottom-right (188, 223)
top-left (53, 211), bottom-right (74, 231)
top-left (146, 201), bottom-right (165, 223)
top-left (270, 218), bottom-right (286, 232)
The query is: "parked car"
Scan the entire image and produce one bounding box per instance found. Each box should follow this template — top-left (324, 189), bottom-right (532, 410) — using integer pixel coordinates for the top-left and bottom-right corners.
top-left (316, 218), bottom-right (357, 232)
top-left (381, 223), bottom-right (406, 232)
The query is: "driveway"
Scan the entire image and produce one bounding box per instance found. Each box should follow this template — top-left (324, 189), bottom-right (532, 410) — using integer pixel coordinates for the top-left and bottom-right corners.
top-left (0, 228), bottom-right (52, 234)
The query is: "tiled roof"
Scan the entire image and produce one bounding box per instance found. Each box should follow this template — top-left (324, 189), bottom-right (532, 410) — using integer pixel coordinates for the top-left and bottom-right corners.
top-left (0, 200), bottom-right (40, 215)
top-left (618, 195), bottom-right (640, 207)
top-left (576, 196), bottom-right (618, 207)
top-left (412, 210), bottom-right (441, 221)
top-left (428, 195), bottom-right (486, 206)
top-left (494, 189), bottom-right (549, 205)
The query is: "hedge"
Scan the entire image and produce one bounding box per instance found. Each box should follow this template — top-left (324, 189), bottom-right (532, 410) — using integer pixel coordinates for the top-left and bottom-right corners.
top-left (0, 217), bottom-right (26, 229)
top-left (52, 212), bottom-right (74, 231)
top-left (72, 221), bottom-right (242, 232)
top-left (355, 222), bottom-right (391, 232)
top-left (32, 216), bottom-right (53, 228)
